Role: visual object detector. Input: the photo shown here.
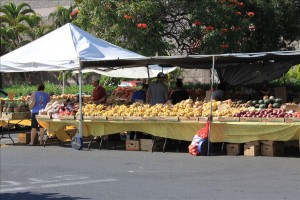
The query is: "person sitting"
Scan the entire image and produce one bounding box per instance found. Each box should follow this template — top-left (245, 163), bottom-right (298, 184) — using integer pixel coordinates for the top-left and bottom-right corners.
top-left (131, 84), bottom-right (148, 103)
top-left (170, 78), bottom-right (189, 104)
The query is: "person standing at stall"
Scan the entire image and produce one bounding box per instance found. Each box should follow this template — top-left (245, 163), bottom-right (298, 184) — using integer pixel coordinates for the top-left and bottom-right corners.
top-left (147, 72), bottom-right (168, 105)
top-left (91, 76), bottom-right (107, 104)
top-left (28, 83), bottom-right (50, 146)
top-left (131, 83), bottom-right (148, 103)
top-left (170, 78), bottom-right (189, 104)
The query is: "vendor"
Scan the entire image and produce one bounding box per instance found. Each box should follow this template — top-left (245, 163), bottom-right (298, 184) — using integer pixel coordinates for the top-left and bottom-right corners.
top-left (147, 72), bottom-right (168, 105)
top-left (170, 78), bottom-right (189, 104)
top-left (212, 82), bottom-right (227, 101)
top-left (131, 83), bottom-right (148, 103)
top-left (258, 80), bottom-right (271, 99)
top-left (90, 76), bottom-right (107, 104)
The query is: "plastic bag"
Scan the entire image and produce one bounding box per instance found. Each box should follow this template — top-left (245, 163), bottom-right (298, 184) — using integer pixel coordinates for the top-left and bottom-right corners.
top-left (188, 121), bottom-right (210, 156)
top-left (196, 121), bottom-right (210, 139)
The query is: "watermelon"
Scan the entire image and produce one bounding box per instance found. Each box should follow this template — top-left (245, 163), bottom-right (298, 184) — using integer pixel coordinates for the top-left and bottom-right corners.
top-left (264, 99), bottom-right (270, 105)
top-left (259, 104), bottom-right (266, 108)
top-left (258, 100), bottom-right (264, 104)
top-left (275, 98), bottom-right (282, 104)
top-left (273, 103), bottom-right (280, 108)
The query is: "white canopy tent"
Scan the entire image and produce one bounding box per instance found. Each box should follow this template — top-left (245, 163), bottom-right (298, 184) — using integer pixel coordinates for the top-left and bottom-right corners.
top-left (75, 66), bottom-right (176, 79)
top-left (0, 23), bottom-right (175, 143)
top-left (0, 23), bottom-right (171, 74)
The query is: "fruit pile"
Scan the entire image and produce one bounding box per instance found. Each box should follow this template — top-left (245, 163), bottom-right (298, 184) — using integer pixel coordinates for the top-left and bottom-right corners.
top-left (107, 87), bottom-right (136, 104)
top-left (77, 98), bottom-right (300, 118)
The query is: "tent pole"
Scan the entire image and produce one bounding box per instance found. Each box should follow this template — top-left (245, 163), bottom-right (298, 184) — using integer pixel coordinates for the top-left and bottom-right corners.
top-left (207, 55), bottom-right (215, 156)
top-left (62, 71), bottom-right (65, 94)
top-left (147, 65), bottom-right (150, 83)
top-left (78, 61), bottom-right (83, 139)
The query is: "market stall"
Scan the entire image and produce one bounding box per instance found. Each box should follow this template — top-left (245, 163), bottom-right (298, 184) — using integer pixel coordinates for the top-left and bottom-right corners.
top-left (1, 22), bottom-right (300, 153)
top-left (36, 117), bottom-right (300, 145)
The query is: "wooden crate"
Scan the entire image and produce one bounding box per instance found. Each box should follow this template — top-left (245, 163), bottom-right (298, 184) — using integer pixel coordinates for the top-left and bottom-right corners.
top-left (126, 140), bottom-right (140, 151)
top-left (1, 112), bottom-right (31, 120)
top-left (285, 118), bottom-right (300, 123)
top-left (244, 144), bottom-right (260, 156)
top-left (261, 118), bottom-right (285, 122)
top-left (82, 116), bottom-right (107, 121)
top-left (218, 117), bottom-right (240, 122)
top-left (124, 116), bottom-right (143, 121)
top-left (240, 117), bottom-right (262, 122)
top-left (179, 116), bottom-right (199, 122)
top-left (59, 115), bottom-right (75, 120)
top-left (107, 116), bottom-right (124, 121)
top-left (226, 143), bottom-right (243, 155)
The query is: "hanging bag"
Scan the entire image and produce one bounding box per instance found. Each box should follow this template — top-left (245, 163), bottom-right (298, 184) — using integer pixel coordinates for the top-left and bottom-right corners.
top-left (28, 92), bottom-right (36, 110)
top-left (188, 121), bottom-right (210, 156)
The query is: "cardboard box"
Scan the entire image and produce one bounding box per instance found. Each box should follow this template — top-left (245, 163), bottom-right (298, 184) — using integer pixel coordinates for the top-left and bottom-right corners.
top-left (226, 143), bottom-right (243, 155)
top-left (261, 143), bottom-right (284, 157)
top-left (18, 133), bottom-right (38, 144)
top-left (140, 139), bottom-right (153, 151)
top-left (244, 144), bottom-right (260, 156)
top-left (126, 140), bottom-right (140, 151)
top-left (285, 104), bottom-right (300, 112)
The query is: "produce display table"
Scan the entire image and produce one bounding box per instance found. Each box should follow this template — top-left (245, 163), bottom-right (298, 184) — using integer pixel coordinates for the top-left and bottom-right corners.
top-left (36, 118), bottom-right (300, 148)
top-left (0, 118), bottom-right (31, 145)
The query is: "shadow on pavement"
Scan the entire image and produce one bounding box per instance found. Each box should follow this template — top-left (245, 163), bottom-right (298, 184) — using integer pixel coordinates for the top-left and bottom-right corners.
top-left (0, 192), bottom-right (90, 200)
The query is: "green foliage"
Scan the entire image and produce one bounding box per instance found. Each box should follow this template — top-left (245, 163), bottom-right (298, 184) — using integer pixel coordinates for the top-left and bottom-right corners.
top-left (73, 0), bottom-right (300, 56)
top-left (48, 5), bottom-right (78, 28)
top-left (3, 82), bottom-right (116, 97)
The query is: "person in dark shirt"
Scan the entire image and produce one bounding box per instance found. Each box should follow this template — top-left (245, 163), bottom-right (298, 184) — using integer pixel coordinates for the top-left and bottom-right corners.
top-left (131, 84), bottom-right (148, 103)
top-left (170, 78), bottom-right (189, 104)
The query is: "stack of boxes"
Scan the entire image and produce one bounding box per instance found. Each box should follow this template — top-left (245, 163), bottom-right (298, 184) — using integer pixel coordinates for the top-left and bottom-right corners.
top-left (126, 139), bottom-right (164, 152)
top-left (226, 140), bottom-right (285, 157)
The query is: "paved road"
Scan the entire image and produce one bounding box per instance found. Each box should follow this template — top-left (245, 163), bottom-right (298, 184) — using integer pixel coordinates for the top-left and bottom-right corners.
top-left (0, 133), bottom-right (300, 200)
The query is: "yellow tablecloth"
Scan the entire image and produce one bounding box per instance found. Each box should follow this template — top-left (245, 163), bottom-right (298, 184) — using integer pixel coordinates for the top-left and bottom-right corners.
top-left (36, 119), bottom-right (300, 147)
top-left (0, 119), bottom-right (31, 127)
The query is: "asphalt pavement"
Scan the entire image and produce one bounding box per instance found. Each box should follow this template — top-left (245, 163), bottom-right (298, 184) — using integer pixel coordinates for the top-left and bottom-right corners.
top-left (0, 132), bottom-right (300, 200)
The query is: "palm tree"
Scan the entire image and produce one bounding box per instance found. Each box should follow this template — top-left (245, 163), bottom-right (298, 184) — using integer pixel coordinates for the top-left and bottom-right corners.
top-left (48, 5), bottom-right (78, 28)
top-left (0, 2), bottom-right (36, 51)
